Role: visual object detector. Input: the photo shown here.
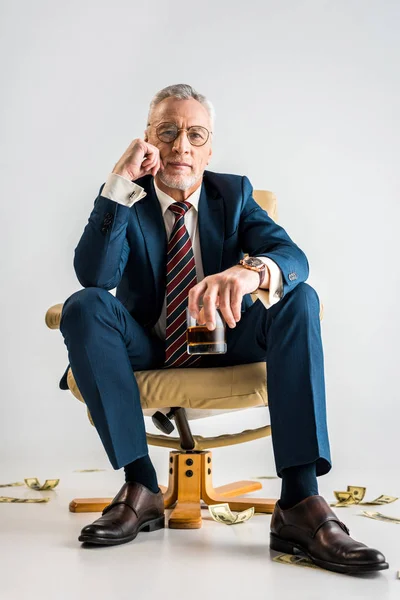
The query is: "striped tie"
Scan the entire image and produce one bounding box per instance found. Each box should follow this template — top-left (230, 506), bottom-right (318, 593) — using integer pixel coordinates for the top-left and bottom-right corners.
top-left (164, 200), bottom-right (202, 368)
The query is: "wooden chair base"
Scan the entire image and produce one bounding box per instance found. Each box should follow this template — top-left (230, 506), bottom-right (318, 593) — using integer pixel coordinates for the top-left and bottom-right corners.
top-left (69, 450), bottom-right (277, 529)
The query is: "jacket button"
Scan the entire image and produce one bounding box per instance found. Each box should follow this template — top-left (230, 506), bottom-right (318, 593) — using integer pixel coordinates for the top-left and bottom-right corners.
top-left (103, 212), bottom-right (114, 225)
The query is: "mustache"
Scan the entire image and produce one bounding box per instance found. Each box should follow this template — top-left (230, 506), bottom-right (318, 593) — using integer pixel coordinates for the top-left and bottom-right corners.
top-left (166, 159), bottom-right (192, 166)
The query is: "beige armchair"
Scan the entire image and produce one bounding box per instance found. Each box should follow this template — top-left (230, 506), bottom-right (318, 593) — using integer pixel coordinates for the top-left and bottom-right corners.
top-left (46, 190), bottom-right (323, 529)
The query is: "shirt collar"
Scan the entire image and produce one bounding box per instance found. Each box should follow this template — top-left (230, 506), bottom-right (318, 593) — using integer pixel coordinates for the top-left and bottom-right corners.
top-left (153, 178), bottom-right (202, 216)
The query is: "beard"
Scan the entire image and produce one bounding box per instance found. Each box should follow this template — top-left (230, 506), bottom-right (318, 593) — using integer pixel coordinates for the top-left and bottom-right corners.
top-left (158, 168), bottom-right (201, 191)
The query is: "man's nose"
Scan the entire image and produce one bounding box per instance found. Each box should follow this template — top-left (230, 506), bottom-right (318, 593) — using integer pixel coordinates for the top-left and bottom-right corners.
top-left (172, 130), bottom-right (191, 153)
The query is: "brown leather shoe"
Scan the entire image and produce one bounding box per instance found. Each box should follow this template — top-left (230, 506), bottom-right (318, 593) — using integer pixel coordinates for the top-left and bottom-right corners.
top-left (78, 481), bottom-right (165, 546)
top-left (270, 495), bottom-right (389, 574)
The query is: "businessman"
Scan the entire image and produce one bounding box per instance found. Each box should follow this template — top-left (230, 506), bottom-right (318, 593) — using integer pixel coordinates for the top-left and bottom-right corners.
top-left (59, 83), bottom-right (388, 574)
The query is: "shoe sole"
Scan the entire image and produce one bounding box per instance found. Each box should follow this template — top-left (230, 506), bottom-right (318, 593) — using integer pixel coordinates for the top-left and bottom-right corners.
top-left (78, 515), bottom-right (165, 546)
top-left (270, 533), bottom-right (389, 574)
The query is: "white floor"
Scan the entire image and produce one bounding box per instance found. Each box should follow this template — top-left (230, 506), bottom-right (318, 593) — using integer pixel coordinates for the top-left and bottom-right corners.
top-left (1, 461), bottom-right (399, 600)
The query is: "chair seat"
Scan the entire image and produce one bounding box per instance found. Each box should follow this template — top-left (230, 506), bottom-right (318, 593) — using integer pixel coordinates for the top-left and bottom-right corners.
top-left (66, 361), bottom-right (268, 420)
top-left (137, 361), bottom-right (268, 417)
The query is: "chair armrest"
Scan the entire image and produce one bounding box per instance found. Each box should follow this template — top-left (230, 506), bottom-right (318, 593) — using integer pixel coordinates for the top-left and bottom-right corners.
top-left (45, 304), bottom-right (64, 329)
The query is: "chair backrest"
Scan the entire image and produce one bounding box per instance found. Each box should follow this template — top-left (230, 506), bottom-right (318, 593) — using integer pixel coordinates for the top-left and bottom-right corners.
top-left (253, 190), bottom-right (278, 222)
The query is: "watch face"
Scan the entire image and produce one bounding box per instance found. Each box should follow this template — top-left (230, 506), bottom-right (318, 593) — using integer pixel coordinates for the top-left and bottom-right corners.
top-left (245, 257), bottom-right (263, 268)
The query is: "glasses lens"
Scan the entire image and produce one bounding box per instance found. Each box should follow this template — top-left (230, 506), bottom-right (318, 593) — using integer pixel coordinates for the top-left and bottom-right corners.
top-left (156, 123), bottom-right (209, 145)
top-left (156, 123), bottom-right (178, 143)
top-left (188, 126), bottom-right (208, 146)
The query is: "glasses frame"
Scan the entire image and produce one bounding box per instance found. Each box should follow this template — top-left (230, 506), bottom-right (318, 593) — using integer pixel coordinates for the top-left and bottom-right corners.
top-left (148, 121), bottom-right (212, 147)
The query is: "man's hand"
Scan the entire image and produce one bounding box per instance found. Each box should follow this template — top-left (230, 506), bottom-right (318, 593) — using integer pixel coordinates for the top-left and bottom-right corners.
top-left (112, 138), bottom-right (164, 181)
top-left (188, 265), bottom-right (270, 330)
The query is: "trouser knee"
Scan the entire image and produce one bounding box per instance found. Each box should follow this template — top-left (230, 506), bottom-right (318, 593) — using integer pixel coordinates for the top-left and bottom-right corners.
top-left (288, 282), bottom-right (320, 315)
top-left (60, 287), bottom-right (111, 335)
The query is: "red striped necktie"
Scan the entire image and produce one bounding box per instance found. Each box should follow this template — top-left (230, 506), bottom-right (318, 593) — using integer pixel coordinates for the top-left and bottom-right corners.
top-left (163, 200), bottom-right (202, 368)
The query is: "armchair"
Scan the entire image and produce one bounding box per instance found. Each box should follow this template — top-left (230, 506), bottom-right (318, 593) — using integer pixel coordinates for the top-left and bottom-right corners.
top-left (45, 189), bottom-right (323, 529)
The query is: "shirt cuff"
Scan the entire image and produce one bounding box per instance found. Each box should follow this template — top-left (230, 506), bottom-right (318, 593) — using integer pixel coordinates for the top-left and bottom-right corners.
top-left (255, 256), bottom-right (283, 308)
top-left (101, 173), bottom-right (147, 207)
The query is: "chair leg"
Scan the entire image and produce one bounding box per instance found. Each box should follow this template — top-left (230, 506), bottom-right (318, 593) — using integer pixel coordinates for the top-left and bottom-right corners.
top-left (69, 450), bottom-right (277, 522)
top-left (212, 481), bottom-right (263, 497)
top-left (201, 452), bottom-right (276, 514)
top-left (167, 452), bottom-right (203, 529)
top-left (165, 450), bottom-right (276, 528)
top-left (69, 497), bottom-right (113, 513)
top-left (161, 453), bottom-right (179, 509)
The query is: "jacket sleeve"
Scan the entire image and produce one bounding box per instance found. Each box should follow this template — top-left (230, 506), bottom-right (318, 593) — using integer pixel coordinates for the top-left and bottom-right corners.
top-left (239, 175), bottom-right (309, 298)
top-left (73, 183), bottom-right (131, 289)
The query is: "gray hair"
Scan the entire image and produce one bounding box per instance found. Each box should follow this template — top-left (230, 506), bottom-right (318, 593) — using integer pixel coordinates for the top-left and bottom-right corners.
top-left (147, 83), bottom-right (215, 131)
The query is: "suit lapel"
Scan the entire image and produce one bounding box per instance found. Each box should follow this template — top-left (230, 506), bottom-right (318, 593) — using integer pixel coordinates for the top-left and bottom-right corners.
top-left (134, 177), bottom-right (167, 309)
top-left (198, 176), bottom-right (225, 277)
top-left (134, 174), bottom-right (225, 305)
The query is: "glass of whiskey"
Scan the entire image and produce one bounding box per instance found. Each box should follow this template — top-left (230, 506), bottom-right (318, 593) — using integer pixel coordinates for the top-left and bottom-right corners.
top-left (186, 304), bottom-right (227, 355)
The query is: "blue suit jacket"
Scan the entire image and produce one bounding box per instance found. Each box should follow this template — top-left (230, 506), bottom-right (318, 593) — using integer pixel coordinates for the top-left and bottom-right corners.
top-left (59, 170), bottom-right (309, 389)
top-left (74, 170), bottom-right (308, 325)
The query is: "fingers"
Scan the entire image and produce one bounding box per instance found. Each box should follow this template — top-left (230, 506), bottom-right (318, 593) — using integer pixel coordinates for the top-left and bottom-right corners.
top-left (141, 149), bottom-right (157, 171)
top-left (202, 287), bottom-right (219, 330)
top-left (198, 306), bottom-right (206, 325)
top-left (141, 144), bottom-right (163, 177)
top-left (230, 285), bottom-right (242, 323)
top-left (114, 139), bottom-right (165, 181)
top-left (218, 284), bottom-right (236, 328)
top-left (152, 156), bottom-right (164, 177)
top-left (189, 274), bottom-right (243, 331)
top-left (188, 281), bottom-right (207, 320)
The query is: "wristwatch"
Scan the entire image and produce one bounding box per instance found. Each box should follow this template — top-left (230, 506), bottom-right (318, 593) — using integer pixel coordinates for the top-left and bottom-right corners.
top-left (238, 256), bottom-right (267, 289)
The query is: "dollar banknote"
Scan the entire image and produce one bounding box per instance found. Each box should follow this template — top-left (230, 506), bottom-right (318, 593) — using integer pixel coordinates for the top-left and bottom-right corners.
top-left (360, 495), bottom-right (398, 506)
top-left (272, 554), bottom-right (320, 570)
top-left (332, 491), bottom-right (356, 506)
top-left (0, 482), bottom-right (25, 488)
top-left (360, 511), bottom-right (400, 524)
top-left (0, 496), bottom-right (50, 503)
top-left (331, 486), bottom-right (397, 508)
top-left (208, 503), bottom-right (254, 525)
top-left (250, 475), bottom-right (278, 479)
top-left (24, 478), bottom-right (60, 491)
top-left (347, 486), bottom-right (366, 502)
top-left (331, 486), bottom-right (366, 506)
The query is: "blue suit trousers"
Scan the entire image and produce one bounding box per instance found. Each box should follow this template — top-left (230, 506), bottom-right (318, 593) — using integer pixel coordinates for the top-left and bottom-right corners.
top-left (59, 282), bottom-right (331, 477)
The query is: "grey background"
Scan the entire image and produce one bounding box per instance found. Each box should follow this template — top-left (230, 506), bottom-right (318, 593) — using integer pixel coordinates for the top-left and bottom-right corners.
top-left (1, 0), bottom-right (399, 485)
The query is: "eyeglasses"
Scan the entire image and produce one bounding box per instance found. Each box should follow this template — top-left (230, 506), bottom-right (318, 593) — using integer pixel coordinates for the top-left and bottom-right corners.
top-left (149, 121), bottom-right (212, 147)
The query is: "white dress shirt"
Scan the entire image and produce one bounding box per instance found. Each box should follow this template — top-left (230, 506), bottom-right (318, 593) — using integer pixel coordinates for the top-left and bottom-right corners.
top-left (101, 173), bottom-right (283, 340)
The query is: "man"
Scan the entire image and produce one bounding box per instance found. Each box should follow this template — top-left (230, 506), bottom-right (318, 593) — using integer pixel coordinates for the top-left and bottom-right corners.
top-left (59, 83), bottom-right (388, 574)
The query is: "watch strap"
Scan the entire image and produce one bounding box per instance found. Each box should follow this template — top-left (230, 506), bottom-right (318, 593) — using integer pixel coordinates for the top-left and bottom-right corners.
top-left (258, 267), bottom-right (266, 288)
top-left (238, 258), bottom-right (266, 290)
